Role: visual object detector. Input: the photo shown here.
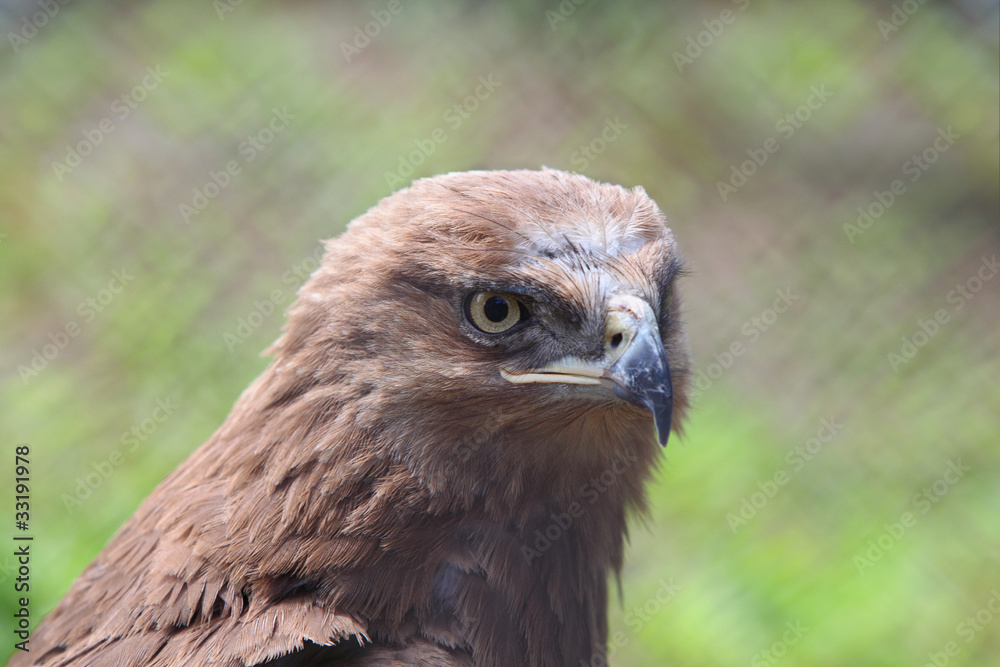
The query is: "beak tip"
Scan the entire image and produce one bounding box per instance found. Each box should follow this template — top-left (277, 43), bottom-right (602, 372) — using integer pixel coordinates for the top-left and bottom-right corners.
top-left (655, 407), bottom-right (672, 448)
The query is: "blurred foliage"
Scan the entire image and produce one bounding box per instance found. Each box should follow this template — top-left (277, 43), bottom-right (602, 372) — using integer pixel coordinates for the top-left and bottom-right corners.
top-left (1, 0), bottom-right (998, 665)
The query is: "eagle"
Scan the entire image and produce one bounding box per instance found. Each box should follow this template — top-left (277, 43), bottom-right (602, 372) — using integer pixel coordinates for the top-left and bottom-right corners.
top-left (12, 169), bottom-right (691, 667)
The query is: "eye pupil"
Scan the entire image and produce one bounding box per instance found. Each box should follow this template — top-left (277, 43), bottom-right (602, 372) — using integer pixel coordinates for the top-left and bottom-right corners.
top-left (483, 296), bottom-right (509, 322)
top-left (467, 292), bottom-right (526, 334)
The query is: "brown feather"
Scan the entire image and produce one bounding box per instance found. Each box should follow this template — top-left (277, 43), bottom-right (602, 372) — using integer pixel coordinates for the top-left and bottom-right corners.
top-left (10, 169), bottom-right (690, 667)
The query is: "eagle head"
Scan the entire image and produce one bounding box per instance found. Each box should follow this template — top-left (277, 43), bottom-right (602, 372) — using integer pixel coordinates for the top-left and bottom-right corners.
top-left (274, 168), bottom-right (691, 503)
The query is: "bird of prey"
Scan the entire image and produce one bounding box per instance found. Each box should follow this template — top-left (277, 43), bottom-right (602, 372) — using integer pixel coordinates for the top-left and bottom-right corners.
top-left (12, 169), bottom-right (691, 667)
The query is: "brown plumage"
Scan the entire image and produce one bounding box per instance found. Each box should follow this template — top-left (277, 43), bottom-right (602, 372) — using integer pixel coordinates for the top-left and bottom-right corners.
top-left (12, 169), bottom-right (691, 667)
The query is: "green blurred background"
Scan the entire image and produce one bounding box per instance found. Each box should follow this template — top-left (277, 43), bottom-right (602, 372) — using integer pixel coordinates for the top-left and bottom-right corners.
top-left (1, 1), bottom-right (998, 665)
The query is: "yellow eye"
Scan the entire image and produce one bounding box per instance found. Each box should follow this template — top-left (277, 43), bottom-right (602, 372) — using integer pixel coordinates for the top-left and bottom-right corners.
top-left (468, 292), bottom-right (525, 334)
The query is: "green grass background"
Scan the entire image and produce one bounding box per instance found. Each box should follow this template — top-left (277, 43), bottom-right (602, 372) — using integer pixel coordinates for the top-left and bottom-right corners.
top-left (1, 1), bottom-right (998, 665)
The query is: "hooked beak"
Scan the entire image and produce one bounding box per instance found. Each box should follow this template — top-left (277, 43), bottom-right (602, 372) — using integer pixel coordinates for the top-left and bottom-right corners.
top-left (500, 295), bottom-right (674, 447)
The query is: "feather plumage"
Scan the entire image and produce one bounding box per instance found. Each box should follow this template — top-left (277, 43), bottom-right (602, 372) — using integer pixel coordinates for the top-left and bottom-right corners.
top-left (11, 169), bottom-right (691, 667)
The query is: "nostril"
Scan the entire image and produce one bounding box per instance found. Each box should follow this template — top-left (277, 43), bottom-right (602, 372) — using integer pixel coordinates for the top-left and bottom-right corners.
top-left (609, 332), bottom-right (623, 349)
